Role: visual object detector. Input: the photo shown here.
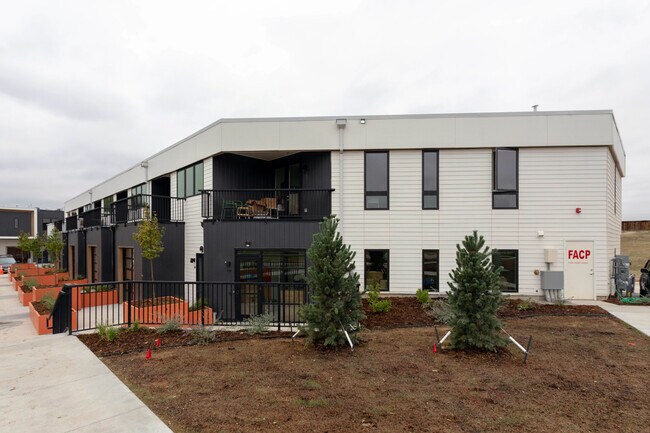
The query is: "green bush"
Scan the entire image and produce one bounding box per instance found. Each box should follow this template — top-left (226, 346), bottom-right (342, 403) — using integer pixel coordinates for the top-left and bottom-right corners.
top-left (425, 299), bottom-right (454, 324)
top-left (129, 320), bottom-right (142, 332)
top-left (96, 322), bottom-right (120, 341)
top-left (190, 327), bottom-right (217, 345)
top-left (24, 278), bottom-right (38, 289)
top-left (244, 313), bottom-right (274, 334)
top-left (368, 284), bottom-right (391, 313)
top-left (416, 288), bottom-right (430, 304)
top-left (41, 294), bottom-right (57, 311)
top-left (156, 315), bottom-right (182, 334)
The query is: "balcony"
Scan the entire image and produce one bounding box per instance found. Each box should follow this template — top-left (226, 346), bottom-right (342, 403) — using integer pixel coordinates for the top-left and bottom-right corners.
top-left (201, 189), bottom-right (333, 221)
top-left (110, 194), bottom-right (185, 225)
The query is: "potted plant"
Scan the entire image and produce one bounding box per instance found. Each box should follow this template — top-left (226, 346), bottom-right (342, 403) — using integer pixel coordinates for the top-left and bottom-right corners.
top-left (28, 295), bottom-right (56, 335)
top-left (18, 279), bottom-right (38, 306)
top-left (186, 298), bottom-right (214, 325)
top-left (73, 284), bottom-right (119, 310)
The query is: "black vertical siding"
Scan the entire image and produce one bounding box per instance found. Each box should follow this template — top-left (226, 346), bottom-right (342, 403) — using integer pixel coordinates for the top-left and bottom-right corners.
top-left (0, 210), bottom-right (33, 237)
top-left (85, 227), bottom-right (114, 282)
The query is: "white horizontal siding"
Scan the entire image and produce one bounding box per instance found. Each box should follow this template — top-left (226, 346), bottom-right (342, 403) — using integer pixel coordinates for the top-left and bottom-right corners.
top-left (334, 147), bottom-right (612, 299)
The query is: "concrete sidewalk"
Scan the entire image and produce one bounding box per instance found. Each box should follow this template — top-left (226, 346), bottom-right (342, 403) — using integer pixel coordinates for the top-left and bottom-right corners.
top-left (0, 275), bottom-right (173, 433)
top-left (574, 299), bottom-right (650, 336)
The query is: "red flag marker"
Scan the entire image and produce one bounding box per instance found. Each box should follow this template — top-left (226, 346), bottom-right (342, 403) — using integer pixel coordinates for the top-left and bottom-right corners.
top-left (156, 338), bottom-right (161, 347)
top-left (146, 348), bottom-right (152, 360)
top-left (432, 343), bottom-right (437, 354)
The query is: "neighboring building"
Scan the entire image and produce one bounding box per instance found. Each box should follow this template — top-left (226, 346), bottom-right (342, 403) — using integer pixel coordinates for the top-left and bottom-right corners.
top-left (0, 207), bottom-right (64, 261)
top-left (62, 110), bottom-right (625, 300)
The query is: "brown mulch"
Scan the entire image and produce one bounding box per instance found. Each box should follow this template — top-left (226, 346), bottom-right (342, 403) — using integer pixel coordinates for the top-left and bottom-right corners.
top-left (77, 328), bottom-right (292, 357)
top-left (102, 316), bottom-right (650, 433)
top-left (20, 285), bottom-right (32, 293)
top-left (361, 297), bottom-right (609, 330)
top-left (31, 301), bottom-right (51, 315)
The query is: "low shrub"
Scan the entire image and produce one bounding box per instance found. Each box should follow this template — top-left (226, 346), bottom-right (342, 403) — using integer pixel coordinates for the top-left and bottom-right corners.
top-left (517, 299), bottom-right (536, 311)
top-left (129, 320), bottom-right (142, 332)
top-left (24, 278), bottom-right (38, 289)
top-left (156, 315), bottom-right (182, 334)
top-left (96, 322), bottom-right (120, 341)
top-left (190, 327), bottom-right (217, 345)
top-left (415, 288), bottom-right (430, 305)
top-left (41, 294), bottom-right (57, 311)
top-left (244, 313), bottom-right (274, 334)
top-left (367, 284), bottom-right (391, 313)
top-left (425, 299), bottom-right (453, 324)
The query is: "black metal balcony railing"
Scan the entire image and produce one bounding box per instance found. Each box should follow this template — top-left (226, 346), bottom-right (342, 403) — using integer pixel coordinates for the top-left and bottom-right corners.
top-left (110, 194), bottom-right (185, 225)
top-left (80, 207), bottom-right (102, 228)
top-left (201, 189), bottom-right (333, 221)
top-left (65, 215), bottom-right (78, 231)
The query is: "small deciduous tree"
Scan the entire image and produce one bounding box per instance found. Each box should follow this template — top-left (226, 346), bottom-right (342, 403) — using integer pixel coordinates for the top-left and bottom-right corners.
top-left (447, 231), bottom-right (507, 351)
top-left (17, 232), bottom-right (31, 263)
top-left (300, 217), bottom-right (364, 347)
top-left (132, 209), bottom-right (165, 291)
top-left (45, 228), bottom-right (65, 273)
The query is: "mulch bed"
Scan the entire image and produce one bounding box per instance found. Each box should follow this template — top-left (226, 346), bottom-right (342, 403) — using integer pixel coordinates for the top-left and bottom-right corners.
top-left (20, 285), bottom-right (32, 293)
top-left (78, 328), bottom-right (292, 357)
top-left (362, 297), bottom-right (609, 330)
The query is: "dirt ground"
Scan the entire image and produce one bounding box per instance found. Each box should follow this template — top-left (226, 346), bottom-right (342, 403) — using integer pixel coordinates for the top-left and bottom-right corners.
top-left (101, 316), bottom-right (650, 433)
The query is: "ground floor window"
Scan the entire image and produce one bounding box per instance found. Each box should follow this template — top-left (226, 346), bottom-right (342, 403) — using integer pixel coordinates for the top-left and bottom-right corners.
top-left (365, 250), bottom-right (389, 291)
top-left (235, 250), bottom-right (306, 283)
top-left (493, 249), bottom-right (518, 292)
top-left (422, 250), bottom-right (439, 292)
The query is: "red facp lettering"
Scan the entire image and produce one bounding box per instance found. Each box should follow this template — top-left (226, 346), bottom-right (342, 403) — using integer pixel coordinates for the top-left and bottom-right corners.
top-left (568, 249), bottom-right (591, 260)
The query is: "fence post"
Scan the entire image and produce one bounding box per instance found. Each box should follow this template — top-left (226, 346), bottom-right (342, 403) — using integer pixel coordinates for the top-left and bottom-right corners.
top-left (200, 282), bottom-right (205, 327)
top-left (126, 281), bottom-right (132, 328)
top-left (64, 284), bottom-right (72, 335)
top-left (277, 285), bottom-right (281, 332)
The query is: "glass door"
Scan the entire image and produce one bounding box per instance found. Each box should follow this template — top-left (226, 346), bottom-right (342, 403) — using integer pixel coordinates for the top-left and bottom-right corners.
top-left (235, 252), bottom-right (262, 319)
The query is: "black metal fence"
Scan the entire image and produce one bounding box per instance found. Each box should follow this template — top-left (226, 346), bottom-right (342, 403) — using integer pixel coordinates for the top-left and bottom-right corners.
top-left (201, 189), bottom-right (333, 221)
top-left (49, 280), bottom-right (310, 334)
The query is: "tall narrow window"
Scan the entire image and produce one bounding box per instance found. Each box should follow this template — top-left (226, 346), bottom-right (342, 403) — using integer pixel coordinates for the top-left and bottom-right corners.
top-left (493, 148), bottom-right (518, 209)
top-left (422, 150), bottom-right (439, 209)
top-left (14, 218), bottom-right (18, 229)
top-left (493, 249), bottom-right (518, 293)
top-left (365, 250), bottom-right (389, 291)
top-left (422, 250), bottom-right (439, 292)
top-left (177, 162), bottom-right (203, 198)
top-left (365, 152), bottom-right (389, 209)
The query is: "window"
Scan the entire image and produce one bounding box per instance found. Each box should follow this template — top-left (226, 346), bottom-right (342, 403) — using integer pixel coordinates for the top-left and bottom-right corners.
top-left (365, 250), bottom-right (389, 291)
top-left (177, 162), bottom-right (204, 198)
top-left (235, 250), bottom-right (306, 283)
top-left (130, 183), bottom-right (147, 208)
top-left (493, 148), bottom-right (518, 209)
top-left (422, 150), bottom-right (439, 209)
top-left (130, 183), bottom-right (146, 197)
top-left (14, 218), bottom-right (18, 229)
top-left (422, 250), bottom-right (439, 292)
top-left (365, 152), bottom-right (389, 209)
top-left (493, 249), bottom-right (518, 293)
top-left (103, 195), bottom-right (114, 210)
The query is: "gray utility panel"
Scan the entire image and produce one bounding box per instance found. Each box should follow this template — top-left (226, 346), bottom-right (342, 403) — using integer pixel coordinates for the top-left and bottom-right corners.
top-left (612, 255), bottom-right (631, 295)
top-left (540, 271), bottom-right (564, 302)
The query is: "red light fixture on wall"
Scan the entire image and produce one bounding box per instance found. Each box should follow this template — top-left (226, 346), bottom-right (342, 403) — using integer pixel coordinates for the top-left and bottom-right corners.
top-left (575, 207), bottom-right (582, 214)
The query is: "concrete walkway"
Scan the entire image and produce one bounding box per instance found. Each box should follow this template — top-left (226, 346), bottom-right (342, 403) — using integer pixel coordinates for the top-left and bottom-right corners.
top-left (573, 299), bottom-right (650, 336)
top-left (0, 275), bottom-right (173, 433)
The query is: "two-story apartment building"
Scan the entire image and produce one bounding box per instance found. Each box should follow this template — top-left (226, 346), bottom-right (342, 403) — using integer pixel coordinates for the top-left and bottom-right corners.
top-left (62, 110), bottom-right (624, 300)
top-left (0, 207), bottom-right (64, 261)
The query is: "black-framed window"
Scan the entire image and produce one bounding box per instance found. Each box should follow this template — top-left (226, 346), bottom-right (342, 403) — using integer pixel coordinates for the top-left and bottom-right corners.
top-left (422, 250), bottom-right (439, 292)
top-left (130, 183), bottom-right (146, 197)
top-left (235, 250), bottom-right (306, 283)
top-left (103, 195), bottom-right (114, 210)
top-left (493, 148), bottom-right (518, 209)
top-left (177, 161), bottom-right (204, 198)
top-left (493, 249), bottom-right (518, 293)
top-left (365, 152), bottom-right (389, 210)
top-left (365, 249), bottom-right (389, 291)
top-left (422, 150), bottom-right (439, 209)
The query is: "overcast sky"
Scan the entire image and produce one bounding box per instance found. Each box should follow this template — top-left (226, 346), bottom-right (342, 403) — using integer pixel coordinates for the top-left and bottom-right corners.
top-left (1, 1), bottom-right (648, 219)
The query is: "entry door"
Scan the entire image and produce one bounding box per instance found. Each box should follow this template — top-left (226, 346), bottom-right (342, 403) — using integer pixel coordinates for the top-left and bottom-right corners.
top-left (195, 253), bottom-right (204, 282)
top-left (564, 241), bottom-right (595, 300)
top-left (235, 254), bottom-right (263, 319)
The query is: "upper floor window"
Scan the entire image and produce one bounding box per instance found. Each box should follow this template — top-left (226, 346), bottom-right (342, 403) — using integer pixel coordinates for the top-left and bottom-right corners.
top-left (422, 150), bottom-right (439, 209)
top-left (103, 195), bottom-right (114, 210)
top-left (130, 183), bottom-right (146, 197)
top-left (365, 151), bottom-right (389, 210)
top-left (493, 148), bottom-right (518, 209)
top-left (177, 162), bottom-right (204, 198)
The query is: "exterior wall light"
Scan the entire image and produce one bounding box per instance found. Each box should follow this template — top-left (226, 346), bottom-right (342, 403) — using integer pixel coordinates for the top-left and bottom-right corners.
top-left (245, 240), bottom-right (251, 248)
top-left (360, 119), bottom-right (366, 124)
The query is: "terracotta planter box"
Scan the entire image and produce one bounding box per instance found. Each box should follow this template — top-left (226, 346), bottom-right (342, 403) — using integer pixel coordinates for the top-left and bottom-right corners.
top-left (19, 287), bottom-right (34, 306)
top-left (28, 302), bottom-right (52, 335)
top-left (32, 286), bottom-right (63, 303)
top-left (123, 296), bottom-right (189, 324)
top-left (12, 263), bottom-right (36, 271)
top-left (72, 288), bottom-right (119, 310)
top-left (186, 307), bottom-right (214, 325)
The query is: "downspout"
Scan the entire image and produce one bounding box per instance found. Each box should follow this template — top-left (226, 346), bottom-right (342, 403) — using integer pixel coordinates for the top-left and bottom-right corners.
top-left (336, 119), bottom-right (347, 234)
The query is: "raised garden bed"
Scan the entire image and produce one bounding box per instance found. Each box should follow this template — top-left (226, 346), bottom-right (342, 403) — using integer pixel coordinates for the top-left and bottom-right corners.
top-left (72, 285), bottom-right (118, 310)
top-left (123, 296), bottom-right (189, 324)
top-left (28, 301), bottom-right (52, 335)
top-left (18, 285), bottom-right (34, 306)
top-left (186, 306), bottom-right (214, 325)
top-left (32, 285), bottom-right (63, 303)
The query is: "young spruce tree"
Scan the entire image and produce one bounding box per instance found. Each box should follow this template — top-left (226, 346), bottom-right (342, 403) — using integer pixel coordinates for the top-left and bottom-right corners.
top-left (447, 231), bottom-right (507, 351)
top-left (300, 217), bottom-right (364, 347)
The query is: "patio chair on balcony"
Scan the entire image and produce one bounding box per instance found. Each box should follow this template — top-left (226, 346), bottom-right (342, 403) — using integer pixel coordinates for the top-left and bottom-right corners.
top-left (221, 200), bottom-right (242, 220)
top-left (236, 201), bottom-right (254, 219)
top-left (259, 197), bottom-right (278, 219)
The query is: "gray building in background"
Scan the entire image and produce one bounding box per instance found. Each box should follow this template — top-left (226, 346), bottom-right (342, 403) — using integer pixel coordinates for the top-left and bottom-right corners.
top-left (0, 207), bottom-right (64, 262)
